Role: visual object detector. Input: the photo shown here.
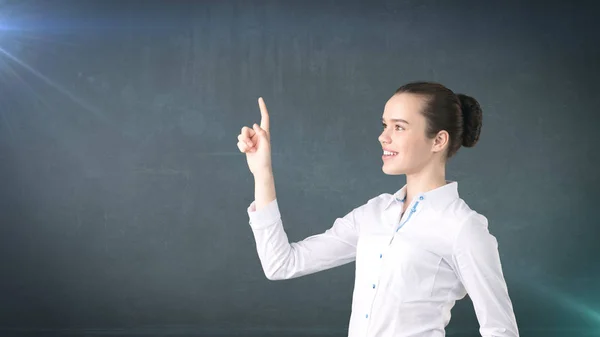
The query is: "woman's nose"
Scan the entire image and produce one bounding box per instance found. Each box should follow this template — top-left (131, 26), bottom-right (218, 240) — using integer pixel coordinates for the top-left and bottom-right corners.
top-left (379, 132), bottom-right (390, 144)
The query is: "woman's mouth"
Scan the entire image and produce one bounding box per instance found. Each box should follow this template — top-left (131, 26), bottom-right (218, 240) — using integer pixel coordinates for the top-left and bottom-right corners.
top-left (382, 150), bottom-right (398, 160)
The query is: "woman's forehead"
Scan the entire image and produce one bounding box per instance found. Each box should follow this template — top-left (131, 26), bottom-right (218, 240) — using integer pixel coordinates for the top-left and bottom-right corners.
top-left (382, 94), bottom-right (425, 123)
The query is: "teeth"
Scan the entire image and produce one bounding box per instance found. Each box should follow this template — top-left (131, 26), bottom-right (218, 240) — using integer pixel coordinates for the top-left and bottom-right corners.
top-left (383, 151), bottom-right (398, 156)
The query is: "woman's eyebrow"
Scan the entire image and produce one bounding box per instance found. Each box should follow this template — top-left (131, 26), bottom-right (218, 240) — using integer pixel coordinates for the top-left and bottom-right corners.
top-left (382, 118), bottom-right (410, 125)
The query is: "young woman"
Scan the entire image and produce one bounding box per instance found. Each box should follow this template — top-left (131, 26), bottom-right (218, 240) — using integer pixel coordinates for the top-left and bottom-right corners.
top-left (236, 82), bottom-right (519, 337)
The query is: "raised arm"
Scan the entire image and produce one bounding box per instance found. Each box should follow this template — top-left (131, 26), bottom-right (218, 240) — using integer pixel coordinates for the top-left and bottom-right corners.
top-left (247, 196), bottom-right (360, 280)
top-left (237, 98), bottom-right (360, 280)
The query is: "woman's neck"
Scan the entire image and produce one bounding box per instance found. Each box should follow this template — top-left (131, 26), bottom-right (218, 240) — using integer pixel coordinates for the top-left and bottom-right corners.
top-left (403, 164), bottom-right (447, 209)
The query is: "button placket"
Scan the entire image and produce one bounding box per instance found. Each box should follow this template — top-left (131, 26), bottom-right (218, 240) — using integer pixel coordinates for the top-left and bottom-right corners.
top-left (368, 236), bottom-right (391, 322)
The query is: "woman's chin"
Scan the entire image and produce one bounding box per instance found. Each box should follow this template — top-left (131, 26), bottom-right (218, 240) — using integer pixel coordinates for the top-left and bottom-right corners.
top-left (382, 163), bottom-right (405, 175)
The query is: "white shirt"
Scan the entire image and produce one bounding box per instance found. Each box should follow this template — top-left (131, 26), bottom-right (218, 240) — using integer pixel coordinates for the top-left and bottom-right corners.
top-left (247, 181), bottom-right (519, 337)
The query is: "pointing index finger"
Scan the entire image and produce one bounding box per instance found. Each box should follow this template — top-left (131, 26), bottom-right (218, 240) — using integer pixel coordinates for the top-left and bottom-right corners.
top-left (258, 97), bottom-right (270, 132)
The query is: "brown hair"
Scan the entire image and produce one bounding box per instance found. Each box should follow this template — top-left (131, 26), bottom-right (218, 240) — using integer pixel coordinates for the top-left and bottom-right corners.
top-left (395, 81), bottom-right (482, 159)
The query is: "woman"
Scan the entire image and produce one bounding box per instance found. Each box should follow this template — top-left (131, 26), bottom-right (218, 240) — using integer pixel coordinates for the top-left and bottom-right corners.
top-left (236, 82), bottom-right (519, 337)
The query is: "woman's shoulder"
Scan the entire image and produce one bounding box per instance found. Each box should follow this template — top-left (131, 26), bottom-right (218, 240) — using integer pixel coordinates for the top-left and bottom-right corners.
top-left (442, 198), bottom-right (495, 247)
top-left (345, 192), bottom-right (397, 215)
top-left (436, 197), bottom-right (489, 233)
top-left (365, 192), bottom-right (397, 208)
top-left (441, 196), bottom-right (487, 221)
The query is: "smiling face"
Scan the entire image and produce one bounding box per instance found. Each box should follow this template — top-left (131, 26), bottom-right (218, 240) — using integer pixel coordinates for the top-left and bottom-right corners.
top-left (379, 93), bottom-right (445, 175)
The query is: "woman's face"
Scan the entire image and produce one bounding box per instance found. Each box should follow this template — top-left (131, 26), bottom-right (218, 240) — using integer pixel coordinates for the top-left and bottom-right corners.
top-left (378, 93), bottom-right (439, 175)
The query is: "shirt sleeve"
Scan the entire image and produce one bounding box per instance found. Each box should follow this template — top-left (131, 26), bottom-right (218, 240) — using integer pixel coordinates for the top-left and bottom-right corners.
top-left (452, 213), bottom-right (520, 337)
top-left (247, 198), bottom-right (360, 280)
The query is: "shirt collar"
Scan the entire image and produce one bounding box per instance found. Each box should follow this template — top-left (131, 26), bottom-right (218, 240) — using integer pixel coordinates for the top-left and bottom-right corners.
top-left (385, 180), bottom-right (460, 211)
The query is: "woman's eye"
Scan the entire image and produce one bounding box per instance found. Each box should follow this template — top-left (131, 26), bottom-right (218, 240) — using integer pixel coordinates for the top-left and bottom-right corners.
top-left (382, 123), bottom-right (403, 131)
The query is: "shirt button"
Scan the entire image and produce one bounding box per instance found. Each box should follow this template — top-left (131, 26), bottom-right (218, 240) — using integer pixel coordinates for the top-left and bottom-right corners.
top-left (372, 284), bottom-right (376, 289)
top-left (379, 253), bottom-right (382, 258)
top-left (365, 314), bottom-right (369, 318)
top-left (419, 196), bottom-right (424, 200)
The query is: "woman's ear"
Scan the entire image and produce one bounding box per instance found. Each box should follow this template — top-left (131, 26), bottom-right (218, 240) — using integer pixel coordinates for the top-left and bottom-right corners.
top-left (432, 130), bottom-right (449, 153)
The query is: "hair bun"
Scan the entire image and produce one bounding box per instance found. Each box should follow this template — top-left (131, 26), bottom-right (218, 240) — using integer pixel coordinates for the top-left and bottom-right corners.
top-left (457, 94), bottom-right (482, 147)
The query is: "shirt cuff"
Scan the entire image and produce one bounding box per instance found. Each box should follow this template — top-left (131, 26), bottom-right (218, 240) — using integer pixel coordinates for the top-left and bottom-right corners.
top-left (247, 198), bottom-right (281, 229)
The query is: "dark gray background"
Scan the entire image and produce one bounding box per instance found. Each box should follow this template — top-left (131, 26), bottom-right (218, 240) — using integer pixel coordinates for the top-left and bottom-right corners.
top-left (0, 0), bottom-right (598, 336)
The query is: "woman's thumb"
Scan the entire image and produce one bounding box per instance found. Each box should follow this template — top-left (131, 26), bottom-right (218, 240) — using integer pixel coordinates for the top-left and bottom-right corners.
top-left (253, 124), bottom-right (266, 138)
